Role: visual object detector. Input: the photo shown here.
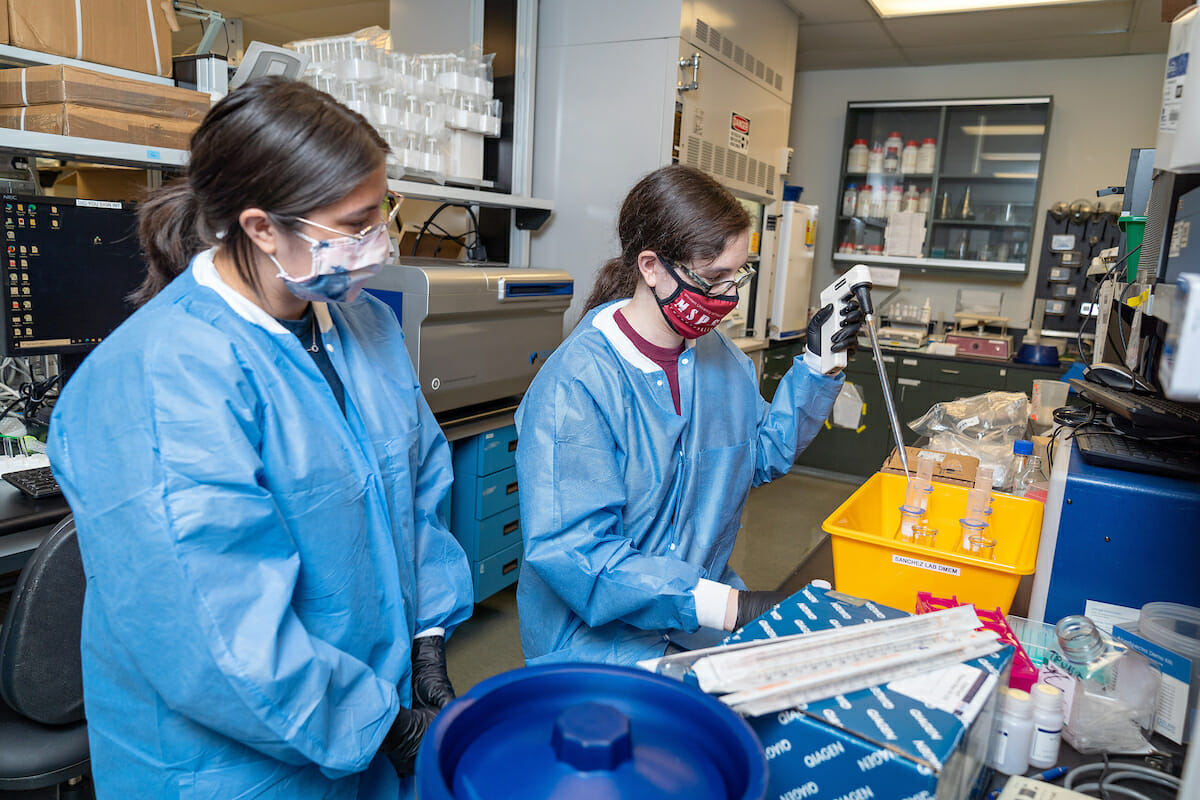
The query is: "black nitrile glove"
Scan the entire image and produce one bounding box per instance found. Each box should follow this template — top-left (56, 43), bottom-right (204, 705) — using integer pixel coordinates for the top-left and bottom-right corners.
top-left (380, 705), bottom-right (437, 779)
top-left (734, 590), bottom-right (790, 630)
top-left (806, 298), bottom-right (864, 359)
top-left (411, 635), bottom-right (456, 712)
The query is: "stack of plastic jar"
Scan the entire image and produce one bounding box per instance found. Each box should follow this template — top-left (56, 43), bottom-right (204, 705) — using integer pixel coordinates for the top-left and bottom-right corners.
top-left (896, 459), bottom-right (936, 543)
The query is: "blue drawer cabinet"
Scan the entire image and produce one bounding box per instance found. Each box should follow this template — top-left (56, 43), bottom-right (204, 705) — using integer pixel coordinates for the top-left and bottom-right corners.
top-left (450, 424), bottom-right (522, 601)
top-left (474, 540), bottom-right (523, 603)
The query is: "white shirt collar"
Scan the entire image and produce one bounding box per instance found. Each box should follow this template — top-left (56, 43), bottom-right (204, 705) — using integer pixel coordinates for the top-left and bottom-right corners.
top-left (593, 299), bottom-right (695, 374)
top-left (192, 247), bottom-right (332, 334)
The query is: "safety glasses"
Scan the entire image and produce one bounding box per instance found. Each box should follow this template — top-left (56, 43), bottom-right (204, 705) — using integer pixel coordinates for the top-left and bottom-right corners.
top-left (297, 190), bottom-right (404, 242)
top-left (657, 253), bottom-right (756, 297)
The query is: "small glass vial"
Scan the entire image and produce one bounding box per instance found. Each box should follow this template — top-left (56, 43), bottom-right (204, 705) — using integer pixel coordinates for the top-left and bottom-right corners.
top-left (1028, 683), bottom-right (1063, 769)
top-left (867, 142), bottom-right (884, 174)
top-left (843, 184), bottom-right (858, 217)
top-left (989, 688), bottom-right (1033, 775)
top-left (911, 522), bottom-right (937, 547)
top-left (965, 534), bottom-right (996, 559)
top-left (916, 137), bottom-right (938, 173)
top-left (959, 517), bottom-right (987, 551)
top-left (847, 138), bottom-right (869, 172)
top-left (900, 140), bottom-right (919, 174)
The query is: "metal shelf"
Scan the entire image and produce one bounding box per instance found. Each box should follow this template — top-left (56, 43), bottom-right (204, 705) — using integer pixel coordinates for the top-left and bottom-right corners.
top-left (937, 174), bottom-right (1038, 181)
top-left (929, 219), bottom-right (1030, 228)
top-left (0, 129), bottom-right (188, 168)
top-left (0, 44), bottom-right (174, 86)
top-left (833, 252), bottom-right (1026, 274)
top-left (388, 178), bottom-right (552, 212)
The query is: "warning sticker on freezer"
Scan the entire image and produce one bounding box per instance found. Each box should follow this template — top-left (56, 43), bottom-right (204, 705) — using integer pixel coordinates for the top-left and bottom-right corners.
top-left (1161, 53), bottom-right (1188, 134)
top-left (729, 112), bottom-right (751, 153)
top-left (892, 554), bottom-right (961, 576)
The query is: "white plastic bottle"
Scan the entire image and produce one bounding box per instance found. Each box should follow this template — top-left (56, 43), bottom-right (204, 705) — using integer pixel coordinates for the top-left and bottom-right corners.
top-left (847, 139), bottom-right (869, 172)
top-left (885, 185), bottom-right (903, 218)
top-left (1028, 683), bottom-right (1063, 769)
top-left (883, 147), bottom-right (900, 175)
top-left (885, 130), bottom-right (904, 154)
top-left (902, 185), bottom-right (920, 212)
top-left (856, 184), bottom-right (872, 218)
top-left (916, 137), bottom-right (938, 173)
top-left (867, 142), bottom-right (884, 174)
top-left (989, 688), bottom-right (1033, 775)
top-left (917, 187), bottom-right (932, 214)
top-left (900, 140), bottom-right (919, 174)
top-left (843, 184), bottom-right (858, 217)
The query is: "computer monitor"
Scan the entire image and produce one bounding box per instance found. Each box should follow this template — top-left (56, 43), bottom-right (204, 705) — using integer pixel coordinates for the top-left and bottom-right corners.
top-left (2, 194), bottom-right (145, 373)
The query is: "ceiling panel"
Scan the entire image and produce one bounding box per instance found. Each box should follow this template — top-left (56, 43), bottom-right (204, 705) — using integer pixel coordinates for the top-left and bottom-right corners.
top-left (783, 0), bottom-right (879, 25)
top-left (904, 32), bottom-right (1131, 65)
top-left (883, 2), bottom-right (1134, 47)
top-left (796, 47), bottom-right (909, 70)
top-left (797, 21), bottom-right (895, 50)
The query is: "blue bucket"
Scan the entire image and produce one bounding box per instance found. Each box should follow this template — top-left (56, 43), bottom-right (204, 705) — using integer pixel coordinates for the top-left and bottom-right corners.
top-left (416, 663), bottom-right (767, 800)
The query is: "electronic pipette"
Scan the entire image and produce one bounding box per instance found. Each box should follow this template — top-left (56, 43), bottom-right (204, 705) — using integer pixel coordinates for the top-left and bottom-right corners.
top-left (817, 265), bottom-right (911, 477)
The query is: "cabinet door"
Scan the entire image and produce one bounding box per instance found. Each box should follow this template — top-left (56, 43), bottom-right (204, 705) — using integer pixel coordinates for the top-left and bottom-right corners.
top-left (794, 368), bottom-right (893, 477)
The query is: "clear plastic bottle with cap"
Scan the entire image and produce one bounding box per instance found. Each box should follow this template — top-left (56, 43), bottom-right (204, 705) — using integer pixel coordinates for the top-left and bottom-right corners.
top-left (1047, 615), bottom-right (1160, 754)
top-left (1028, 683), bottom-right (1064, 768)
top-left (988, 687), bottom-right (1034, 775)
top-left (1008, 439), bottom-right (1033, 493)
top-left (1012, 440), bottom-right (1048, 500)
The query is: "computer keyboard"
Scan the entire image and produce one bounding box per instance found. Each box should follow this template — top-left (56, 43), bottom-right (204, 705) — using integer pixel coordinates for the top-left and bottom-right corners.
top-left (1069, 378), bottom-right (1200, 434)
top-left (1074, 427), bottom-right (1200, 481)
top-left (2, 466), bottom-right (63, 499)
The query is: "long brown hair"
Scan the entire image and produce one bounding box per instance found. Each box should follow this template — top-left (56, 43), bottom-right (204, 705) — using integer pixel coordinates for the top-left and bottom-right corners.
top-left (583, 164), bottom-right (750, 313)
top-left (132, 77), bottom-right (389, 307)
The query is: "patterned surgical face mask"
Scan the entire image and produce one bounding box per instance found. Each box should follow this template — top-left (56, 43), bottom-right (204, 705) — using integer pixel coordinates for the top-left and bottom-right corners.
top-left (271, 193), bottom-right (400, 304)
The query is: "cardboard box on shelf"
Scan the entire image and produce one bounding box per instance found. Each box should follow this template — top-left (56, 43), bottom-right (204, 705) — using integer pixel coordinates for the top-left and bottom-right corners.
top-left (1, 0), bottom-right (9, 45)
top-left (880, 446), bottom-right (980, 488)
top-left (0, 103), bottom-right (195, 150)
top-left (51, 167), bottom-right (150, 202)
top-left (725, 584), bottom-right (1011, 800)
top-left (8, 0), bottom-right (173, 78)
top-left (0, 65), bottom-right (208, 120)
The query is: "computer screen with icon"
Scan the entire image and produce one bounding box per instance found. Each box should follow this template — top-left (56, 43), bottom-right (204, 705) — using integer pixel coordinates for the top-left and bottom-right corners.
top-left (2, 194), bottom-right (145, 363)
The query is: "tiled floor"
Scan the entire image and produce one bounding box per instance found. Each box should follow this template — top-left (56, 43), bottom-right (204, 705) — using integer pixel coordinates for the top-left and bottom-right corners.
top-left (445, 469), bottom-right (858, 693)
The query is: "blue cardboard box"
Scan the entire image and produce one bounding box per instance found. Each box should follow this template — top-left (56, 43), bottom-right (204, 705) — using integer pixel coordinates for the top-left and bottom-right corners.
top-left (725, 584), bottom-right (1011, 800)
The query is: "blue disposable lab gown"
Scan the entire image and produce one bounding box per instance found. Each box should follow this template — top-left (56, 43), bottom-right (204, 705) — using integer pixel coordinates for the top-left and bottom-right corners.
top-left (48, 250), bottom-right (473, 800)
top-left (515, 300), bottom-right (843, 666)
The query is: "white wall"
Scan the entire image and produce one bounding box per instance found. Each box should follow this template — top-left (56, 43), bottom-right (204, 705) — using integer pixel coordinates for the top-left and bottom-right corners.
top-left (790, 53), bottom-right (1167, 329)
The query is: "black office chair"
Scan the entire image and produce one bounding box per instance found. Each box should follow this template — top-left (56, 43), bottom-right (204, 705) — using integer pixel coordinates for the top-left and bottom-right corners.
top-left (0, 514), bottom-right (91, 796)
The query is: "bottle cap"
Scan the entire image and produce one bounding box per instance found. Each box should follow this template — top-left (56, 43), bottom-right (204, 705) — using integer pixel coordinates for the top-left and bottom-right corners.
top-left (1014, 439), bottom-right (1033, 456)
top-left (1032, 683), bottom-right (1062, 713)
top-left (854, 138), bottom-right (867, 145)
top-left (1005, 688), bottom-right (1033, 717)
top-left (906, 140), bottom-right (919, 146)
top-left (922, 137), bottom-right (937, 144)
top-left (889, 131), bottom-right (901, 137)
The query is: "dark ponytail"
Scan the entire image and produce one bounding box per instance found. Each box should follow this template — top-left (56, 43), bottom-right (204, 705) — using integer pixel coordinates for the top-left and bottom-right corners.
top-left (582, 164), bottom-right (750, 314)
top-left (130, 76), bottom-right (389, 308)
top-left (131, 180), bottom-right (204, 307)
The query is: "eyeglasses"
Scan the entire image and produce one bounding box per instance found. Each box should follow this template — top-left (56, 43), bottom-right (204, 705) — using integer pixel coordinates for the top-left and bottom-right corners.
top-left (657, 253), bottom-right (756, 297)
top-left (297, 191), bottom-right (404, 241)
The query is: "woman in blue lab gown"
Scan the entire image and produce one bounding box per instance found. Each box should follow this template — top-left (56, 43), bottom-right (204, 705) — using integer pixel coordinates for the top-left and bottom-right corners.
top-left (47, 78), bottom-right (472, 799)
top-left (516, 165), bottom-right (861, 667)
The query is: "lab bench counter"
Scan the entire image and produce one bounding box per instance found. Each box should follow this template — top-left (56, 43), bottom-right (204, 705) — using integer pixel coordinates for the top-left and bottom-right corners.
top-left (0, 484), bottom-right (70, 575)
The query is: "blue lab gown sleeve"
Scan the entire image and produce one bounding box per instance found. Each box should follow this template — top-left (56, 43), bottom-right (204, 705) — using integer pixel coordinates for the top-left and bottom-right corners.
top-left (750, 354), bottom-right (844, 486)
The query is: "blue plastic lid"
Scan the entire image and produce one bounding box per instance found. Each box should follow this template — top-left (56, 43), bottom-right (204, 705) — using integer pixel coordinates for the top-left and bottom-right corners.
top-left (1013, 439), bottom-right (1034, 456)
top-left (416, 663), bottom-right (767, 800)
top-left (782, 184), bottom-right (803, 202)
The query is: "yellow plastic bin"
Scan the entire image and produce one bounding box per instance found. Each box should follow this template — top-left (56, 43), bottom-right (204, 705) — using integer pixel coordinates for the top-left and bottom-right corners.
top-left (822, 472), bottom-right (1043, 614)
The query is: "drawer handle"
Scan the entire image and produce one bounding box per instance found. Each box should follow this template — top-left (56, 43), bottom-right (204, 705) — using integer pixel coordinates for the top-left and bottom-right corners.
top-left (940, 368), bottom-right (960, 375)
top-left (506, 481), bottom-right (519, 495)
top-left (902, 358), bottom-right (918, 366)
top-left (508, 439), bottom-right (519, 452)
top-left (502, 558), bottom-right (519, 575)
top-left (503, 520), bottom-right (519, 535)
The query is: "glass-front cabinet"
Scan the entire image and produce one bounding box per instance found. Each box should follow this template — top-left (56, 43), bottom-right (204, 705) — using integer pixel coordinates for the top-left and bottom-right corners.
top-left (833, 97), bottom-right (1051, 274)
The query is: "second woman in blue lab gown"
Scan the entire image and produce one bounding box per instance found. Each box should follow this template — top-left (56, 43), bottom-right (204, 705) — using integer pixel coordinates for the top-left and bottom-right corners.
top-left (48, 79), bottom-right (472, 799)
top-left (516, 165), bottom-right (861, 667)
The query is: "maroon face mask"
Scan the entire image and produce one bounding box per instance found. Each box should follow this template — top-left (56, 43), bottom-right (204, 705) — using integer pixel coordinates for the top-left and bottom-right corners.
top-left (655, 268), bottom-right (738, 339)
